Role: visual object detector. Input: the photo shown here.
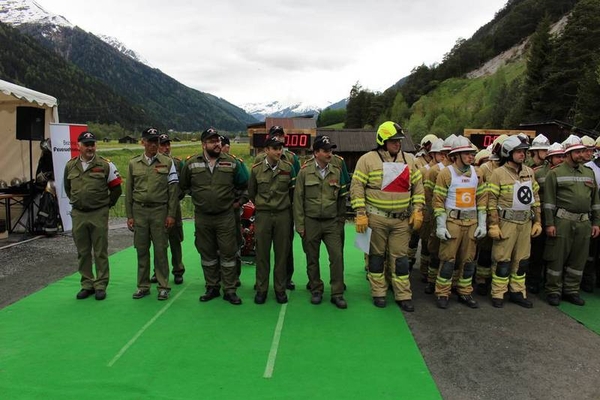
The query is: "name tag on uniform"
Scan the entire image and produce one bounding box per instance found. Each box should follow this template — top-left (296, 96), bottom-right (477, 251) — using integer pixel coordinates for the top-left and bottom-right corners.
top-left (189, 162), bottom-right (206, 169)
top-left (91, 167), bottom-right (104, 173)
top-left (218, 162), bottom-right (234, 168)
top-left (279, 171), bottom-right (290, 176)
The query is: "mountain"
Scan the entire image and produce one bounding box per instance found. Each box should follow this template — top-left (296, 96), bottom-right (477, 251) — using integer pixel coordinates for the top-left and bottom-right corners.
top-left (325, 98), bottom-right (348, 110)
top-left (0, 0), bottom-right (256, 131)
top-left (242, 100), bottom-right (323, 121)
top-left (96, 34), bottom-right (151, 66)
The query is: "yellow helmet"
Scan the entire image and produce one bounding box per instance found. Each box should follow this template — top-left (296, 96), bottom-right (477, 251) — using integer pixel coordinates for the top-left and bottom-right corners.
top-left (581, 135), bottom-right (595, 148)
top-left (376, 121), bottom-right (405, 146)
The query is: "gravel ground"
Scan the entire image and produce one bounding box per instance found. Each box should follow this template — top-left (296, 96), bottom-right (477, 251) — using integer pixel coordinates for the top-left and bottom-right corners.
top-left (2, 221), bottom-right (600, 399)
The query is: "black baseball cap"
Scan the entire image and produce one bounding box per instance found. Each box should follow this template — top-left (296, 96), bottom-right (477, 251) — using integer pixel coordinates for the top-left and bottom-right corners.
top-left (78, 131), bottom-right (97, 143)
top-left (201, 128), bottom-right (219, 142)
top-left (268, 125), bottom-right (285, 137)
top-left (264, 136), bottom-right (284, 148)
top-left (158, 133), bottom-right (171, 144)
top-left (142, 127), bottom-right (160, 140)
top-left (220, 135), bottom-right (230, 146)
top-left (313, 135), bottom-right (337, 151)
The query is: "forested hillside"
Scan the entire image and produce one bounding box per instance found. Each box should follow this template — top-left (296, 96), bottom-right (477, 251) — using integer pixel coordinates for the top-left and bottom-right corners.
top-left (344, 0), bottom-right (600, 142)
top-left (0, 21), bottom-right (158, 130)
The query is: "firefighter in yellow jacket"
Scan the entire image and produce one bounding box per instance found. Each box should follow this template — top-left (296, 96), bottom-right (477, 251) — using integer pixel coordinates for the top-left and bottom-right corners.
top-left (487, 135), bottom-right (542, 308)
top-left (350, 121), bottom-right (424, 312)
top-left (433, 136), bottom-right (487, 309)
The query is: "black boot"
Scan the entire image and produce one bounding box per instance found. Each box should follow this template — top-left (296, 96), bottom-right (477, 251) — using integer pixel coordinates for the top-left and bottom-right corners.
top-left (509, 292), bottom-right (533, 308)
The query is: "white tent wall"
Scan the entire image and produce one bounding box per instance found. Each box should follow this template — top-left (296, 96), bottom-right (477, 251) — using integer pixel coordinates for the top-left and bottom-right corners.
top-left (0, 79), bottom-right (59, 231)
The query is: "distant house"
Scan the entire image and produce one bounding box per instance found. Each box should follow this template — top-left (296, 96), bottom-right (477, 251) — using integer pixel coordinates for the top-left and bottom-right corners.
top-left (519, 120), bottom-right (598, 143)
top-left (118, 135), bottom-right (138, 144)
top-left (173, 137), bottom-right (181, 142)
top-left (316, 128), bottom-right (417, 172)
top-left (102, 137), bottom-right (111, 143)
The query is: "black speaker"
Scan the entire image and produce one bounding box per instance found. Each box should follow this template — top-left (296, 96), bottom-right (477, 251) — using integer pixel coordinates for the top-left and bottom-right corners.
top-left (16, 106), bottom-right (45, 141)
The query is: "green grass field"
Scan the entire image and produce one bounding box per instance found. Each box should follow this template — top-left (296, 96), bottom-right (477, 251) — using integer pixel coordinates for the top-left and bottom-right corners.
top-left (0, 223), bottom-right (441, 400)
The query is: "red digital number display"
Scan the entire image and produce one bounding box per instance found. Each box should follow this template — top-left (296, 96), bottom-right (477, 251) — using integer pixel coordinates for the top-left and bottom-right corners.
top-left (284, 134), bottom-right (309, 148)
top-left (470, 134), bottom-right (499, 149)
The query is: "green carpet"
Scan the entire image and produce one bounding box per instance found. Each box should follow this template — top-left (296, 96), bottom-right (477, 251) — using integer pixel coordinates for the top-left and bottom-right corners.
top-left (559, 291), bottom-right (600, 335)
top-left (0, 223), bottom-right (440, 399)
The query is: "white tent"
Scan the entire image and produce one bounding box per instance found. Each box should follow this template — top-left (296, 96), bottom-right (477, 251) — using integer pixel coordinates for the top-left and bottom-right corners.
top-left (0, 79), bottom-right (59, 185)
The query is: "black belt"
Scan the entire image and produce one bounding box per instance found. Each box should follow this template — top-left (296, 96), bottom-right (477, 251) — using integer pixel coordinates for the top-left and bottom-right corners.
top-left (307, 216), bottom-right (336, 221)
top-left (134, 202), bottom-right (166, 208)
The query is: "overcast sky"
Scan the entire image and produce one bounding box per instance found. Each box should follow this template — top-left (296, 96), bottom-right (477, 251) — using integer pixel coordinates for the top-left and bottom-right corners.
top-left (40, 0), bottom-right (508, 108)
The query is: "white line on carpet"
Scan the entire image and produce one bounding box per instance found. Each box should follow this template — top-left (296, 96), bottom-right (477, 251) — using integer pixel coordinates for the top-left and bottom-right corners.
top-left (263, 303), bottom-right (288, 378)
top-left (107, 286), bottom-right (188, 367)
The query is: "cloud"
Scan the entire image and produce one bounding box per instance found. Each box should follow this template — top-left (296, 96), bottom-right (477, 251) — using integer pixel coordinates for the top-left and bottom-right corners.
top-left (39, 0), bottom-right (508, 106)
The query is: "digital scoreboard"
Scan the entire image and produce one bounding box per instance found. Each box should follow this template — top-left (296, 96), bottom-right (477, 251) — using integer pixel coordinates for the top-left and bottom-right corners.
top-left (463, 129), bottom-right (537, 149)
top-left (252, 133), bottom-right (312, 149)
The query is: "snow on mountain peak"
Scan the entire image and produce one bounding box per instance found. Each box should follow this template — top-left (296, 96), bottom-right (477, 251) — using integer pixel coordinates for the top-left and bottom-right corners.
top-left (241, 100), bottom-right (326, 121)
top-left (0, 0), bottom-right (73, 27)
top-left (97, 34), bottom-right (151, 66)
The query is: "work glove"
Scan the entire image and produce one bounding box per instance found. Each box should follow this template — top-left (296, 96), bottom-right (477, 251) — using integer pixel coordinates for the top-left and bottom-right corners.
top-left (531, 222), bottom-right (542, 238)
top-left (435, 214), bottom-right (452, 241)
top-left (474, 211), bottom-right (487, 240)
top-left (355, 212), bottom-right (368, 233)
top-left (409, 209), bottom-right (423, 231)
top-left (488, 224), bottom-right (503, 240)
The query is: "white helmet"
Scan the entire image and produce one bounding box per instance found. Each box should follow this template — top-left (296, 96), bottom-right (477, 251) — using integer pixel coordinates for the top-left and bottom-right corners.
top-left (581, 135), bottom-right (595, 148)
top-left (562, 134), bottom-right (586, 153)
top-left (475, 149), bottom-right (491, 165)
top-left (442, 134), bottom-right (457, 151)
top-left (490, 134), bottom-right (509, 160)
top-left (429, 138), bottom-right (445, 153)
top-left (529, 134), bottom-right (549, 151)
top-left (500, 135), bottom-right (530, 158)
top-left (420, 134), bottom-right (438, 148)
top-left (449, 136), bottom-right (476, 155)
top-left (546, 142), bottom-right (565, 157)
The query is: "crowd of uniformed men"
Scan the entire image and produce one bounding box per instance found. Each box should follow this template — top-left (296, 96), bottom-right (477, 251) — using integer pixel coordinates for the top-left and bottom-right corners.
top-left (64, 121), bottom-right (600, 312)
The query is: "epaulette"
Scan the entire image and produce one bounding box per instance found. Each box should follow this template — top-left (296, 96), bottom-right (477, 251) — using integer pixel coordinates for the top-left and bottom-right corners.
top-left (280, 159), bottom-right (293, 167)
top-left (251, 161), bottom-right (262, 168)
top-left (69, 156), bottom-right (78, 161)
top-left (334, 154), bottom-right (344, 160)
top-left (533, 165), bottom-right (543, 171)
top-left (185, 154), bottom-right (195, 161)
top-left (300, 163), bottom-right (309, 169)
top-left (550, 165), bottom-right (559, 169)
top-left (286, 149), bottom-right (296, 156)
top-left (231, 154), bottom-right (244, 163)
top-left (99, 155), bottom-right (111, 162)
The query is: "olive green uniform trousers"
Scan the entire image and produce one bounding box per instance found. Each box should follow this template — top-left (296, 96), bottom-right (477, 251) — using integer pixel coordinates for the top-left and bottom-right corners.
top-left (254, 209), bottom-right (291, 293)
top-left (133, 203), bottom-right (170, 291)
top-left (72, 206), bottom-right (110, 290)
top-left (303, 216), bottom-right (344, 297)
top-left (545, 218), bottom-right (591, 295)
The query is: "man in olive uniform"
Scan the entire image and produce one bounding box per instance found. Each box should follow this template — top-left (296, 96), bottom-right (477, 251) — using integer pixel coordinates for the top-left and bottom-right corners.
top-left (180, 128), bottom-right (249, 305)
top-left (527, 143), bottom-right (565, 294)
top-left (255, 126), bottom-right (300, 290)
top-left (146, 133), bottom-right (185, 285)
top-left (544, 135), bottom-right (600, 306)
top-left (524, 134), bottom-right (549, 168)
top-left (487, 135), bottom-right (542, 308)
top-left (65, 131), bottom-right (122, 300)
top-left (126, 128), bottom-right (179, 301)
top-left (433, 136), bottom-right (487, 309)
top-left (249, 137), bottom-right (295, 304)
top-left (581, 135), bottom-right (599, 292)
top-left (295, 136), bottom-right (349, 309)
top-left (351, 121), bottom-right (424, 312)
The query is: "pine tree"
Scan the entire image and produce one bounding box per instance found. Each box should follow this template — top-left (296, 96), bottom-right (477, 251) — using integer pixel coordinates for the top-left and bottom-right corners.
top-left (522, 16), bottom-right (552, 121)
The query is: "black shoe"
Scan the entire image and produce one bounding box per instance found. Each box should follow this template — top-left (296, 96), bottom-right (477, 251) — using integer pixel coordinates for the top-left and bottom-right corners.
top-left (330, 296), bottom-right (348, 309)
top-left (547, 293), bottom-right (560, 306)
top-left (254, 292), bottom-right (267, 304)
top-left (174, 275), bottom-right (184, 285)
top-left (424, 282), bottom-right (435, 295)
top-left (436, 296), bottom-right (449, 309)
top-left (199, 288), bottom-right (220, 302)
top-left (580, 281), bottom-right (594, 293)
top-left (76, 288), bottom-right (95, 300)
top-left (450, 286), bottom-right (458, 295)
top-left (223, 292), bottom-right (242, 305)
top-left (132, 289), bottom-right (150, 299)
top-left (95, 289), bottom-right (106, 301)
top-left (310, 292), bottom-right (323, 305)
top-left (458, 294), bottom-right (479, 309)
top-left (150, 274), bottom-right (158, 284)
top-left (420, 275), bottom-right (428, 284)
top-left (286, 281), bottom-right (296, 291)
top-left (476, 283), bottom-right (489, 296)
top-left (373, 296), bottom-right (386, 308)
top-left (157, 289), bottom-right (170, 301)
top-left (398, 299), bottom-right (415, 312)
top-left (491, 298), bottom-right (504, 308)
top-left (275, 292), bottom-right (288, 304)
top-left (509, 292), bottom-right (533, 308)
top-left (563, 292), bottom-right (585, 306)
top-left (527, 283), bottom-right (540, 295)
